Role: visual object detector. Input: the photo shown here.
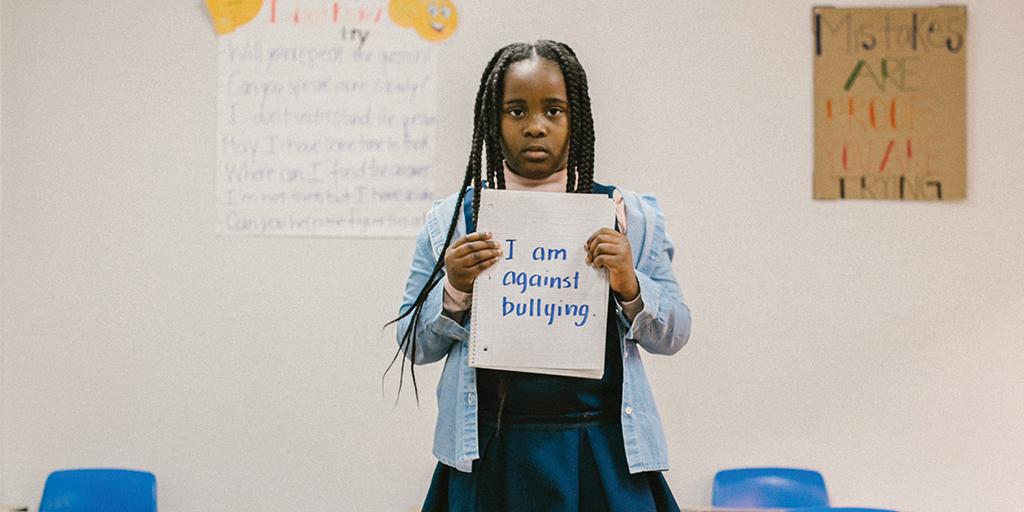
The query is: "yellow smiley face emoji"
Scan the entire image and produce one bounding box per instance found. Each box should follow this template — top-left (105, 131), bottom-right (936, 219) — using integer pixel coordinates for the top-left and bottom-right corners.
top-left (206, 0), bottom-right (264, 35)
top-left (389, 0), bottom-right (458, 43)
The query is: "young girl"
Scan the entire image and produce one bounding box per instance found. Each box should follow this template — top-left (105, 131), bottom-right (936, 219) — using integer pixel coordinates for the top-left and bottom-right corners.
top-left (390, 40), bottom-right (692, 511)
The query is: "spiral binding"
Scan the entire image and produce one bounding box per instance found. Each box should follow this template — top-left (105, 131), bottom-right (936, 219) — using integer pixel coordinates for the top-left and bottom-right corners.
top-left (467, 274), bottom-right (487, 367)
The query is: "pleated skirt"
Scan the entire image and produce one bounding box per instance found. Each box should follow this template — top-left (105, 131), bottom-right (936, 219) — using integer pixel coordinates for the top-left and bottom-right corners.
top-left (421, 412), bottom-right (680, 512)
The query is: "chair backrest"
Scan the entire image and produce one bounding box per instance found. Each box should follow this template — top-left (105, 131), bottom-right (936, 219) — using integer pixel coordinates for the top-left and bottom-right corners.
top-left (39, 469), bottom-right (156, 512)
top-left (712, 467), bottom-right (828, 508)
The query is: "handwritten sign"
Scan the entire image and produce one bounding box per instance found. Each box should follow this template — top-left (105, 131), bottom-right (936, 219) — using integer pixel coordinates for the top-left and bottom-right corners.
top-left (216, 0), bottom-right (436, 237)
top-left (813, 6), bottom-right (966, 200)
top-left (468, 189), bottom-right (614, 379)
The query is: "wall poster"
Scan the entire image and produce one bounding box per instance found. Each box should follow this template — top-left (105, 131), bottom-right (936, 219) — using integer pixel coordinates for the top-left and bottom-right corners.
top-left (213, 0), bottom-right (451, 236)
top-left (813, 6), bottom-right (966, 200)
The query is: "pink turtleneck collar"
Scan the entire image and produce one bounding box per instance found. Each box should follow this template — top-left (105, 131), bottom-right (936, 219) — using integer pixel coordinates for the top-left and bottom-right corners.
top-left (502, 161), bottom-right (568, 192)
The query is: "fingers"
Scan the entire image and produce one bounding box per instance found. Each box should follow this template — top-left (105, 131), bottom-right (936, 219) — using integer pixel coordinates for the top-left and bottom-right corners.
top-left (445, 231), bottom-right (502, 278)
top-left (451, 231), bottom-right (493, 250)
top-left (586, 228), bottom-right (619, 247)
top-left (585, 232), bottom-right (625, 253)
top-left (589, 241), bottom-right (623, 255)
top-left (455, 240), bottom-right (500, 259)
top-left (453, 248), bottom-right (501, 288)
top-left (444, 233), bottom-right (503, 292)
top-left (456, 247), bottom-right (503, 266)
top-left (465, 253), bottom-right (501, 271)
top-left (451, 236), bottom-right (500, 260)
top-left (585, 242), bottom-right (623, 264)
top-left (591, 255), bottom-right (617, 269)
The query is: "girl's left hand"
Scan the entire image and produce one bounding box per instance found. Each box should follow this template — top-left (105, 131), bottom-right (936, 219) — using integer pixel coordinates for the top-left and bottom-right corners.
top-left (585, 228), bottom-right (640, 302)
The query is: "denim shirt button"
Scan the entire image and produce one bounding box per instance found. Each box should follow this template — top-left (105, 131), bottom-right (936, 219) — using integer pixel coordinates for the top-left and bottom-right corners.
top-left (466, 393), bottom-right (476, 405)
top-left (624, 406), bottom-right (633, 415)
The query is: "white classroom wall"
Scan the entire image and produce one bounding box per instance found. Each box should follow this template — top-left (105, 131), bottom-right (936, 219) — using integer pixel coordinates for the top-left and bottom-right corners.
top-left (0, 0), bottom-right (5, 499)
top-left (1, 1), bottom-right (1022, 511)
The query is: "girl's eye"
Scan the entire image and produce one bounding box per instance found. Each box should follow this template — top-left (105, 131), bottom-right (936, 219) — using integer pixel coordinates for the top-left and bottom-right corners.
top-left (546, 107), bottom-right (565, 116)
top-left (441, 6), bottom-right (451, 17)
top-left (507, 108), bottom-right (525, 118)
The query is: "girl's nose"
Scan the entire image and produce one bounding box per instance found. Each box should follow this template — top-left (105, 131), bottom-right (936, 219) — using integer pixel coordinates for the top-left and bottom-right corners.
top-left (524, 116), bottom-right (547, 137)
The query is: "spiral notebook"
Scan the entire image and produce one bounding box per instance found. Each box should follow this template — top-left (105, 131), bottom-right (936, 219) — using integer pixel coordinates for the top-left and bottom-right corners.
top-left (468, 188), bottom-right (615, 379)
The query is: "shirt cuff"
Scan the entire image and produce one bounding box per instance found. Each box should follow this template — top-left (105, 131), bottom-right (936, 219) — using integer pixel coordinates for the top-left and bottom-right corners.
top-left (617, 289), bottom-right (645, 322)
top-left (443, 277), bottom-right (472, 314)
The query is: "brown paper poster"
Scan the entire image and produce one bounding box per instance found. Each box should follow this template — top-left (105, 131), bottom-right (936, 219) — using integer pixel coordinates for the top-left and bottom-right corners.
top-left (813, 6), bottom-right (966, 200)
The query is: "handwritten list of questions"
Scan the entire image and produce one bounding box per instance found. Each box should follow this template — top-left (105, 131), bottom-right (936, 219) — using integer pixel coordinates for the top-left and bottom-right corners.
top-left (216, 1), bottom-right (436, 236)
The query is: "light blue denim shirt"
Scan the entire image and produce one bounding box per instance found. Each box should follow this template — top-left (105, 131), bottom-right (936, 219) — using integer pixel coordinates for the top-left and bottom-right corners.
top-left (397, 186), bottom-right (692, 474)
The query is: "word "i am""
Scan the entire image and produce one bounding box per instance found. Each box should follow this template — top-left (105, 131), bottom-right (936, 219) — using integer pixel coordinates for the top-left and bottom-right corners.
top-left (504, 239), bottom-right (568, 261)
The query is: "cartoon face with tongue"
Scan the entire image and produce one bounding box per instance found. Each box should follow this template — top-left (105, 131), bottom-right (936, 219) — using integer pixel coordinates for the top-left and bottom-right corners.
top-left (388, 0), bottom-right (458, 42)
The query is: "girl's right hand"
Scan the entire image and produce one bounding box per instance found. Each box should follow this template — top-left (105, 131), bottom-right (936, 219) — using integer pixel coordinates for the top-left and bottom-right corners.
top-left (444, 232), bottom-right (502, 293)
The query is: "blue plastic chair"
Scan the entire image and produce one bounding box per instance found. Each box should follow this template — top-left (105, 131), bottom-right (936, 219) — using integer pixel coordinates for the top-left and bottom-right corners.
top-left (39, 469), bottom-right (157, 512)
top-left (713, 467), bottom-right (829, 508)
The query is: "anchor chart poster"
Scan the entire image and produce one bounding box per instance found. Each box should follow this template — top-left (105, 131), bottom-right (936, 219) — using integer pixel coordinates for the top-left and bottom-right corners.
top-left (813, 6), bottom-right (967, 200)
top-left (213, 0), bottom-right (441, 236)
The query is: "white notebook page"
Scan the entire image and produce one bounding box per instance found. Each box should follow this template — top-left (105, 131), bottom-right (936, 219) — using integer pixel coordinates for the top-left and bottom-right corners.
top-left (469, 188), bottom-right (615, 378)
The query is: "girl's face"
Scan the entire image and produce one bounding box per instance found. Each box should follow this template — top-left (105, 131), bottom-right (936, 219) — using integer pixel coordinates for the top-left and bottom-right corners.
top-left (499, 57), bottom-right (570, 180)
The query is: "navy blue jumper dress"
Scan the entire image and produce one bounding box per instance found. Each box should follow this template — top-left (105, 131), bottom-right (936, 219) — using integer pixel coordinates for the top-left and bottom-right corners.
top-left (421, 184), bottom-right (680, 512)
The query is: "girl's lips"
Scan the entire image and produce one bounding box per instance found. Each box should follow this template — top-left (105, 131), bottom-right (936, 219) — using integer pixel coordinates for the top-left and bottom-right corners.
top-left (523, 149), bottom-right (549, 160)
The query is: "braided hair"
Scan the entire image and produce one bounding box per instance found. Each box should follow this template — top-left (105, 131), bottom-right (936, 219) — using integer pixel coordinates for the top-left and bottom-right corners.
top-left (384, 40), bottom-right (597, 401)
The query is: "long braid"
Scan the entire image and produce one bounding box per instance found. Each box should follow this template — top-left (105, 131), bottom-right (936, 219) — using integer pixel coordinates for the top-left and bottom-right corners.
top-left (473, 45), bottom-right (532, 433)
top-left (541, 41), bottom-right (596, 194)
top-left (475, 49), bottom-right (512, 224)
top-left (486, 135), bottom-right (502, 191)
top-left (546, 43), bottom-right (583, 193)
top-left (473, 47), bottom-right (511, 192)
top-left (565, 41), bottom-right (596, 193)
top-left (384, 46), bottom-right (505, 402)
top-left (484, 45), bottom-right (530, 194)
top-left (385, 138), bottom-right (474, 403)
top-left (485, 161), bottom-right (495, 189)
top-left (489, 149), bottom-right (501, 191)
